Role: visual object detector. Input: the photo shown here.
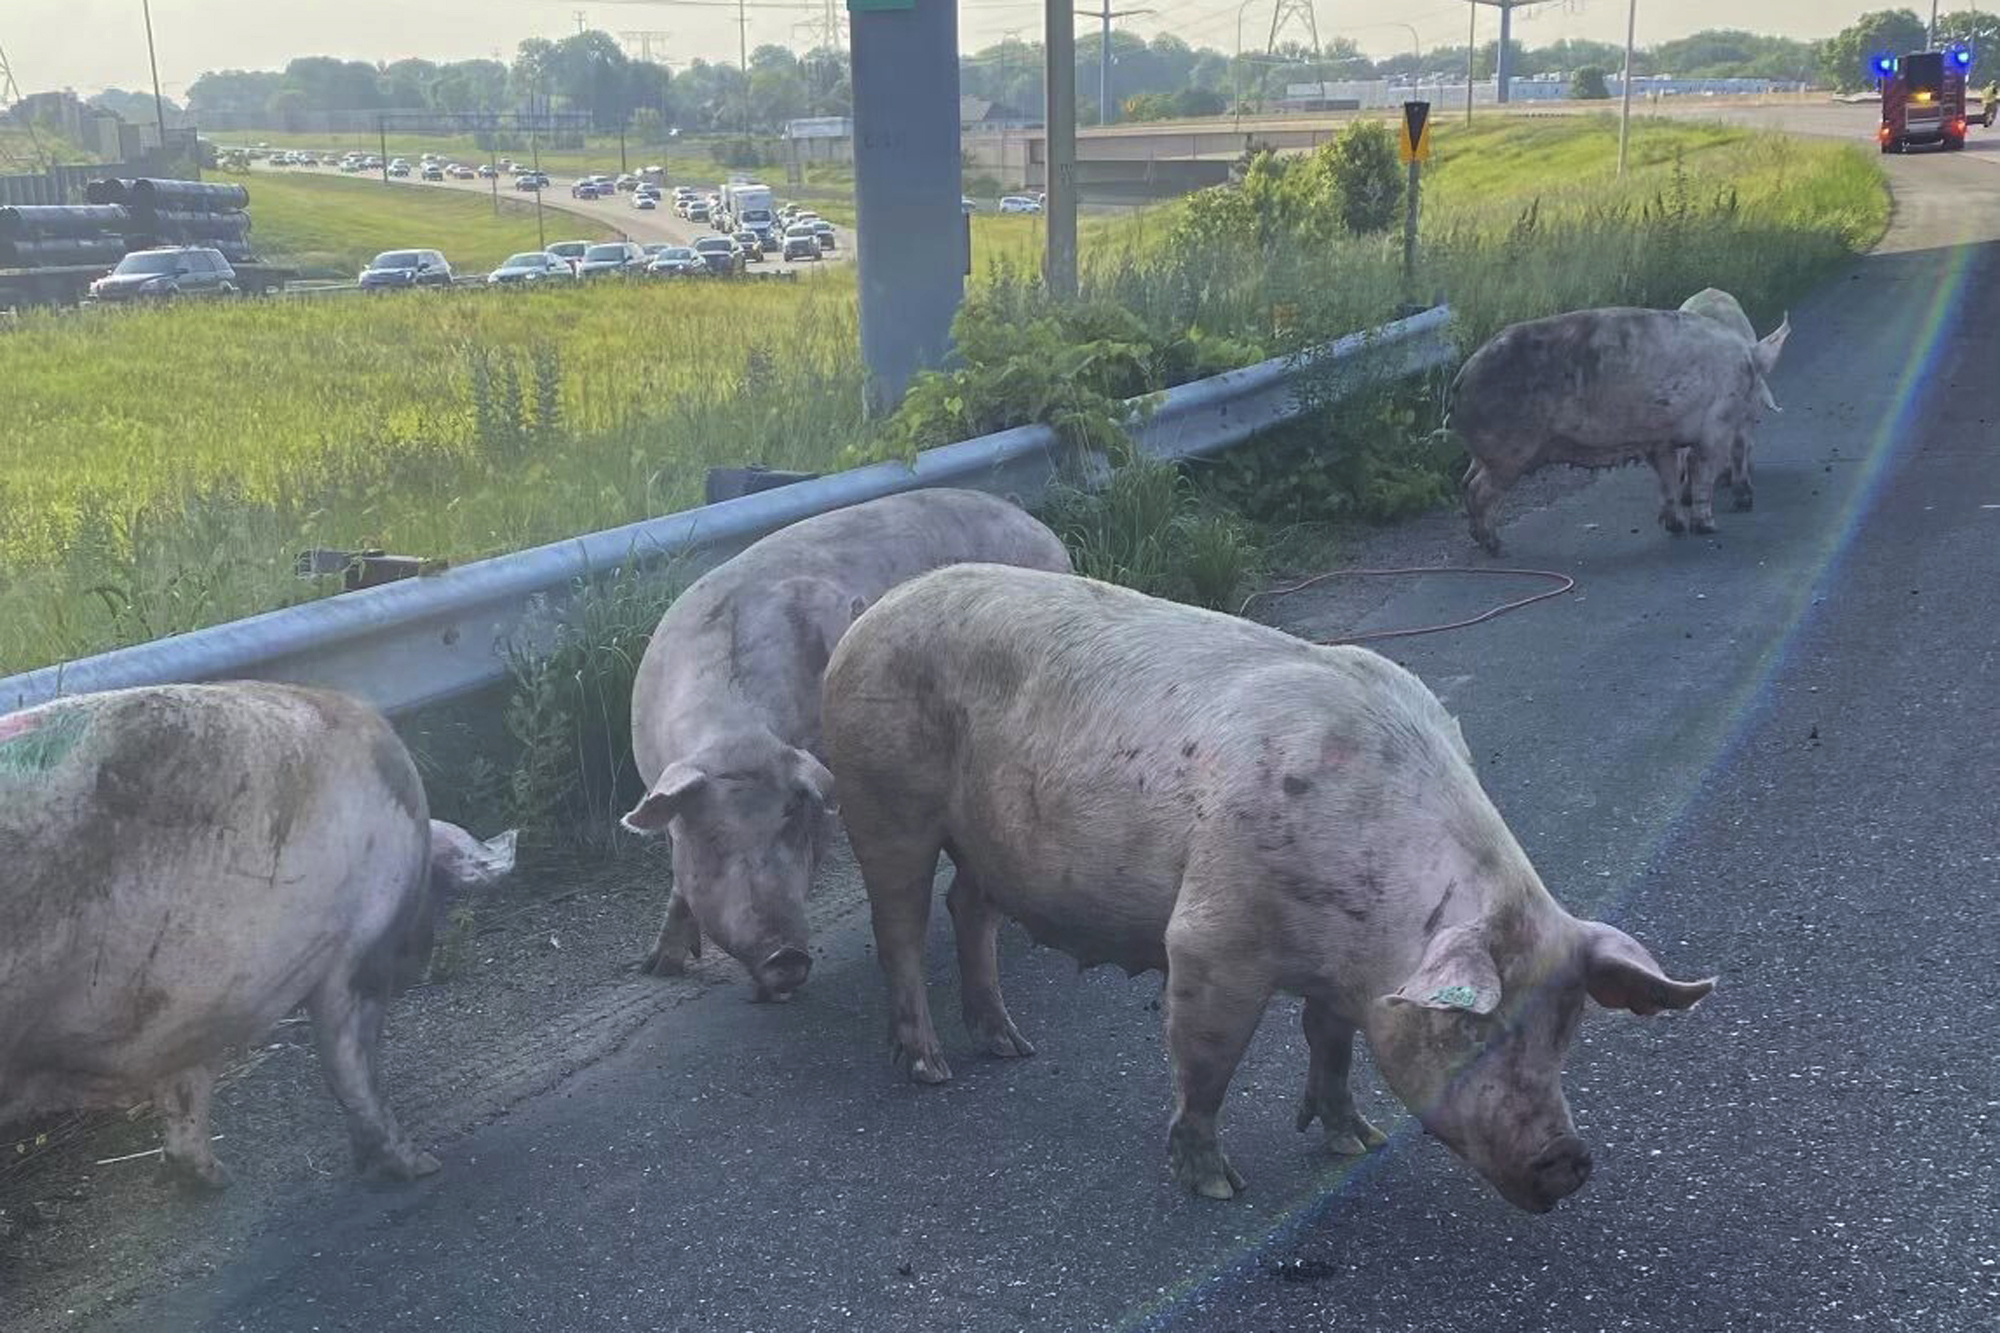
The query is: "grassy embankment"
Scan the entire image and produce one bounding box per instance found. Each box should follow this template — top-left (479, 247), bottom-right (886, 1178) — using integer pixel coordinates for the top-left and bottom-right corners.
top-left (0, 116), bottom-right (1887, 677)
top-left (244, 170), bottom-right (619, 278)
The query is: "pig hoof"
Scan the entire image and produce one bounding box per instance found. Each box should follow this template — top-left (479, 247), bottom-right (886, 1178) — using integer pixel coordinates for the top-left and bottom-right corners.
top-left (908, 1055), bottom-right (953, 1085)
top-left (1660, 512), bottom-right (1687, 535)
top-left (1168, 1127), bottom-right (1246, 1200)
top-left (967, 1014), bottom-right (1036, 1059)
top-left (162, 1154), bottom-right (231, 1194)
top-left (1295, 1100), bottom-right (1388, 1155)
top-left (1691, 517), bottom-right (1718, 535)
top-left (637, 943), bottom-right (693, 977)
top-left (365, 1146), bottom-right (442, 1181)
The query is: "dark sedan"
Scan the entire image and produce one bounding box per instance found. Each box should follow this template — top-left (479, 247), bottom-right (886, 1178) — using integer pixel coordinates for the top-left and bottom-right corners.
top-left (693, 235), bottom-right (745, 277)
top-left (358, 249), bottom-right (453, 290)
top-left (575, 241), bottom-right (647, 279)
top-left (87, 247), bottom-right (238, 303)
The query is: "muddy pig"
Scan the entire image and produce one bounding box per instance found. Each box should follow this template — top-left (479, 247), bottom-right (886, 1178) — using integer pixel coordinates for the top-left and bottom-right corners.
top-left (822, 564), bottom-right (1715, 1206)
top-left (623, 487), bottom-right (1071, 1000)
top-left (1453, 305), bottom-right (1790, 554)
top-left (0, 683), bottom-right (515, 1190)
top-left (1676, 288), bottom-right (1789, 506)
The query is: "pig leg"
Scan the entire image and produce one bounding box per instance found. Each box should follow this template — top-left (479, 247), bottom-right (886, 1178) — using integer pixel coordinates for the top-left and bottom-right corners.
top-left (1463, 460), bottom-right (1511, 557)
top-left (1730, 432), bottom-right (1755, 511)
top-left (640, 888), bottom-right (703, 976)
top-left (945, 865), bottom-right (1035, 1059)
top-left (1684, 443), bottom-right (1721, 535)
top-left (1649, 448), bottom-right (1688, 534)
top-left (156, 1064), bottom-right (228, 1192)
top-left (307, 971), bottom-right (440, 1180)
top-left (848, 808), bottom-right (952, 1084)
top-left (1163, 911), bottom-right (1269, 1200)
top-left (1294, 998), bottom-right (1388, 1157)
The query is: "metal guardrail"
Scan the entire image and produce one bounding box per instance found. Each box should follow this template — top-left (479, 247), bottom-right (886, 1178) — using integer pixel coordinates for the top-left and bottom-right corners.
top-left (0, 304), bottom-right (1455, 717)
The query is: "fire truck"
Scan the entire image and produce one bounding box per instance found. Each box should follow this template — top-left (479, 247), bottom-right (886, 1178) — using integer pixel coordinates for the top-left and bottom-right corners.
top-left (1876, 47), bottom-right (1975, 153)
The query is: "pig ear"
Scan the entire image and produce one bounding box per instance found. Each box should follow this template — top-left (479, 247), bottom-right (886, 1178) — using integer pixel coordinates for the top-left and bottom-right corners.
top-left (1579, 921), bottom-right (1716, 1016)
top-left (1754, 314), bottom-right (1790, 374)
top-left (620, 762), bottom-right (707, 835)
top-left (1385, 924), bottom-right (1502, 1016)
top-left (790, 748), bottom-right (836, 812)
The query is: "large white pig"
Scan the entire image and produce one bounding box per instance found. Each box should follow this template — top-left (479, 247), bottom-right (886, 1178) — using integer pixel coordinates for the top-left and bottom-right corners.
top-left (1676, 288), bottom-right (1789, 509)
top-left (623, 487), bottom-right (1071, 1000)
top-left (1452, 306), bottom-right (1790, 554)
top-left (0, 683), bottom-right (514, 1190)
top-left (822, 565), bottom-right (1716, 1207)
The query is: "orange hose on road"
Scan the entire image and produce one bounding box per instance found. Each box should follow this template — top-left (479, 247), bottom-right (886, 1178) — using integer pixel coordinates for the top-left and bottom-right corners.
top-left (1239, 566), bottom-right (1577, 646)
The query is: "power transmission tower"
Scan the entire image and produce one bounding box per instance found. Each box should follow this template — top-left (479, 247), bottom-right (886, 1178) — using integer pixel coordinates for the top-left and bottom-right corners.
top-left (619, 29), bottom-right (672, 62)
top-left (1083, 0), bottom-right (1152, 125)
top-left (0, 41), bottom-right (49, 169)
top-left (1262, 0), bottom-right (1321, 111)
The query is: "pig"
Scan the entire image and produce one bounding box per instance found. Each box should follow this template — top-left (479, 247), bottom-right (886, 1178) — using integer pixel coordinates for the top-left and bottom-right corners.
top-left (1676, 288), bottom-right (1789, 508)
top-left (821, 564), bottom-right (1715, 1206)
top-left (0, 683), bottom-right (515, 1190)
top-left (1452, 306), bottom-right (1791, 555)
top-left (622, 487), bottom-right (1071, 1000)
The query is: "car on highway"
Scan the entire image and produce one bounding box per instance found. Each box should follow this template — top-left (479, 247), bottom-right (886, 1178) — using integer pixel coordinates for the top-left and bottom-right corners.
top-left (86, 246), bottom-right (238, 303)
top-left (487, 251), bottom-right (574, 285)
top-left (298, 153), bottom-right (320, 167)
top-left (811, 220), bottom-right (837, 252)
top-left (388, 162), bottom-right (410, 178)
top-left (646, 246), bottom-right (702, 277)
top-left (732, 230), bottom-right (764, 262)
top-left (686, 201), bottom-right (711, 223)
top-left (422, 165), bottom-right (445, 181)
top-left (632, 191), bottom-right (657, 210)
top-left (476, 163), bottom-right (498, 178)
top-left (358, 248), bottom-right (453, 290)
top-left (577, 241), bottom-right (648, 279)
top-left (961, 196), bottom-right (978, 213)
top-left (999, 194), bottom-right (1043, 214)
top-left (616, 173), bottom-right (640, 192)
top-left (639, 243), bottom-right (672, 261)
top-left (693, 235), bottom-right (745, 277)
top-left (782, 223), bottom-right (822, 262)
top-left (515, 172), bottom-right (548, 191)
top-left (450, 165), bottom-right (476, 180)
top-left (544, 239), bottom-right (592, 274)
top-left (571, 180), bottom-right (605, 199)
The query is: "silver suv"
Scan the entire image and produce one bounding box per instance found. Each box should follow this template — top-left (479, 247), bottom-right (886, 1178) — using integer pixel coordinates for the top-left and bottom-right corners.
top-left (87, 247), bottom-right (238, 303)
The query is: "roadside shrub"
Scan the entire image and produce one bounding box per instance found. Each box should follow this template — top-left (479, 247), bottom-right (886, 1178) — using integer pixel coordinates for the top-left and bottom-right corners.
top-left (1040, 452), bottom-right (1256, 611)
top-left (1572, 67), bottom-right (1613, 100)
top-left (1327, 119), bottom-right (1403, 236)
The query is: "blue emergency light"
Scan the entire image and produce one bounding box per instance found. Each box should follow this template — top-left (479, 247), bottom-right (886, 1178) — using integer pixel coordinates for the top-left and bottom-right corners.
top-left (1872, 54), bottom-right (1897, 77)
top-left (1951, 47), bottom-right (1973, 68)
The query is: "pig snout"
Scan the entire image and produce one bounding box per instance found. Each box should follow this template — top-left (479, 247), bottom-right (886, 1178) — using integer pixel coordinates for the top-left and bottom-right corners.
top-left (753, 945), bottom-right (812, 1002)
top-left (1514, 1134), bottom-right (1593, 1213)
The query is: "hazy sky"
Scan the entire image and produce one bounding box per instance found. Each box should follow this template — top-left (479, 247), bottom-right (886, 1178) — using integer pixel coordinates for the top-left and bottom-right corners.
top-left (2, 1), bottom-right (1904, 101)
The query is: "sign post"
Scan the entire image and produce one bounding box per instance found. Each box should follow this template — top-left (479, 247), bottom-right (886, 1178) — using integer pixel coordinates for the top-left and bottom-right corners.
top-left (1399, 100), bottom-right (1432, 305)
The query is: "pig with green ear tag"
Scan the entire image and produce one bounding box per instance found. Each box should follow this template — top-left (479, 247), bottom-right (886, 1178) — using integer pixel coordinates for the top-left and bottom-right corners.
top-left (622, 488), bottom-right (1071, 1001)
top-left (820, 563), bottom-right (1717, 1205)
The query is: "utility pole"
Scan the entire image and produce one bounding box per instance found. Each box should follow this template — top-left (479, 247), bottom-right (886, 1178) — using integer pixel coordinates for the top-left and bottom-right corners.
top-left (1087, 0), bottom-right (1153, 126)
top-left (1617, 0), bottom-right (1637, 175)
top-left (1046, 0), bottom-right (1078, 297)
top-left (574, 9), bottom-right (588, 34)
top-left (1465, 1), bottom-right (1475, 122)
top-left (1929, 0), bottom-right (1940, 47)
top-left (139, 0), bottom-right (170, 155)
top-left (738, 0), bottom-right (752, 146)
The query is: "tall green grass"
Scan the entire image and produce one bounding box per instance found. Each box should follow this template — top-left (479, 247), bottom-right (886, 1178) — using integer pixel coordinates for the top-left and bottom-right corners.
top-left (0, 118), bottom-right (1886, 678)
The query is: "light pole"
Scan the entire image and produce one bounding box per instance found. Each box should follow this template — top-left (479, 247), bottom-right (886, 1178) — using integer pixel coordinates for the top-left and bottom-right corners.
top-left (139, 0), bottom-right (170, 156)
top-left (1233, 0), bottom-right (1260, 129)
top-left (1465, 1), bottom-right (1475, 122)
top-left (1617, 0), bottom-right (1636, 175)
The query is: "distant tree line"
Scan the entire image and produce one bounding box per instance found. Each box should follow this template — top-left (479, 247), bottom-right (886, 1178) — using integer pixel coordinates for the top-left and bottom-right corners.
top-left (165, 19), bottom-right (1982, 136)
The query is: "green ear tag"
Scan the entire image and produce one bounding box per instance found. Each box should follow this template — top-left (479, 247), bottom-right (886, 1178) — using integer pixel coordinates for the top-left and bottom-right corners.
top-left (1429, 985), bottom-right (1480, 1009)
top-left (0, 707), bottom-right (90, 778)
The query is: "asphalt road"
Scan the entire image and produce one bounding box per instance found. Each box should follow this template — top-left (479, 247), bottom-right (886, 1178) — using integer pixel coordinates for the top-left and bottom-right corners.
top-left (91, 107), bottom-right (2000, 1331)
